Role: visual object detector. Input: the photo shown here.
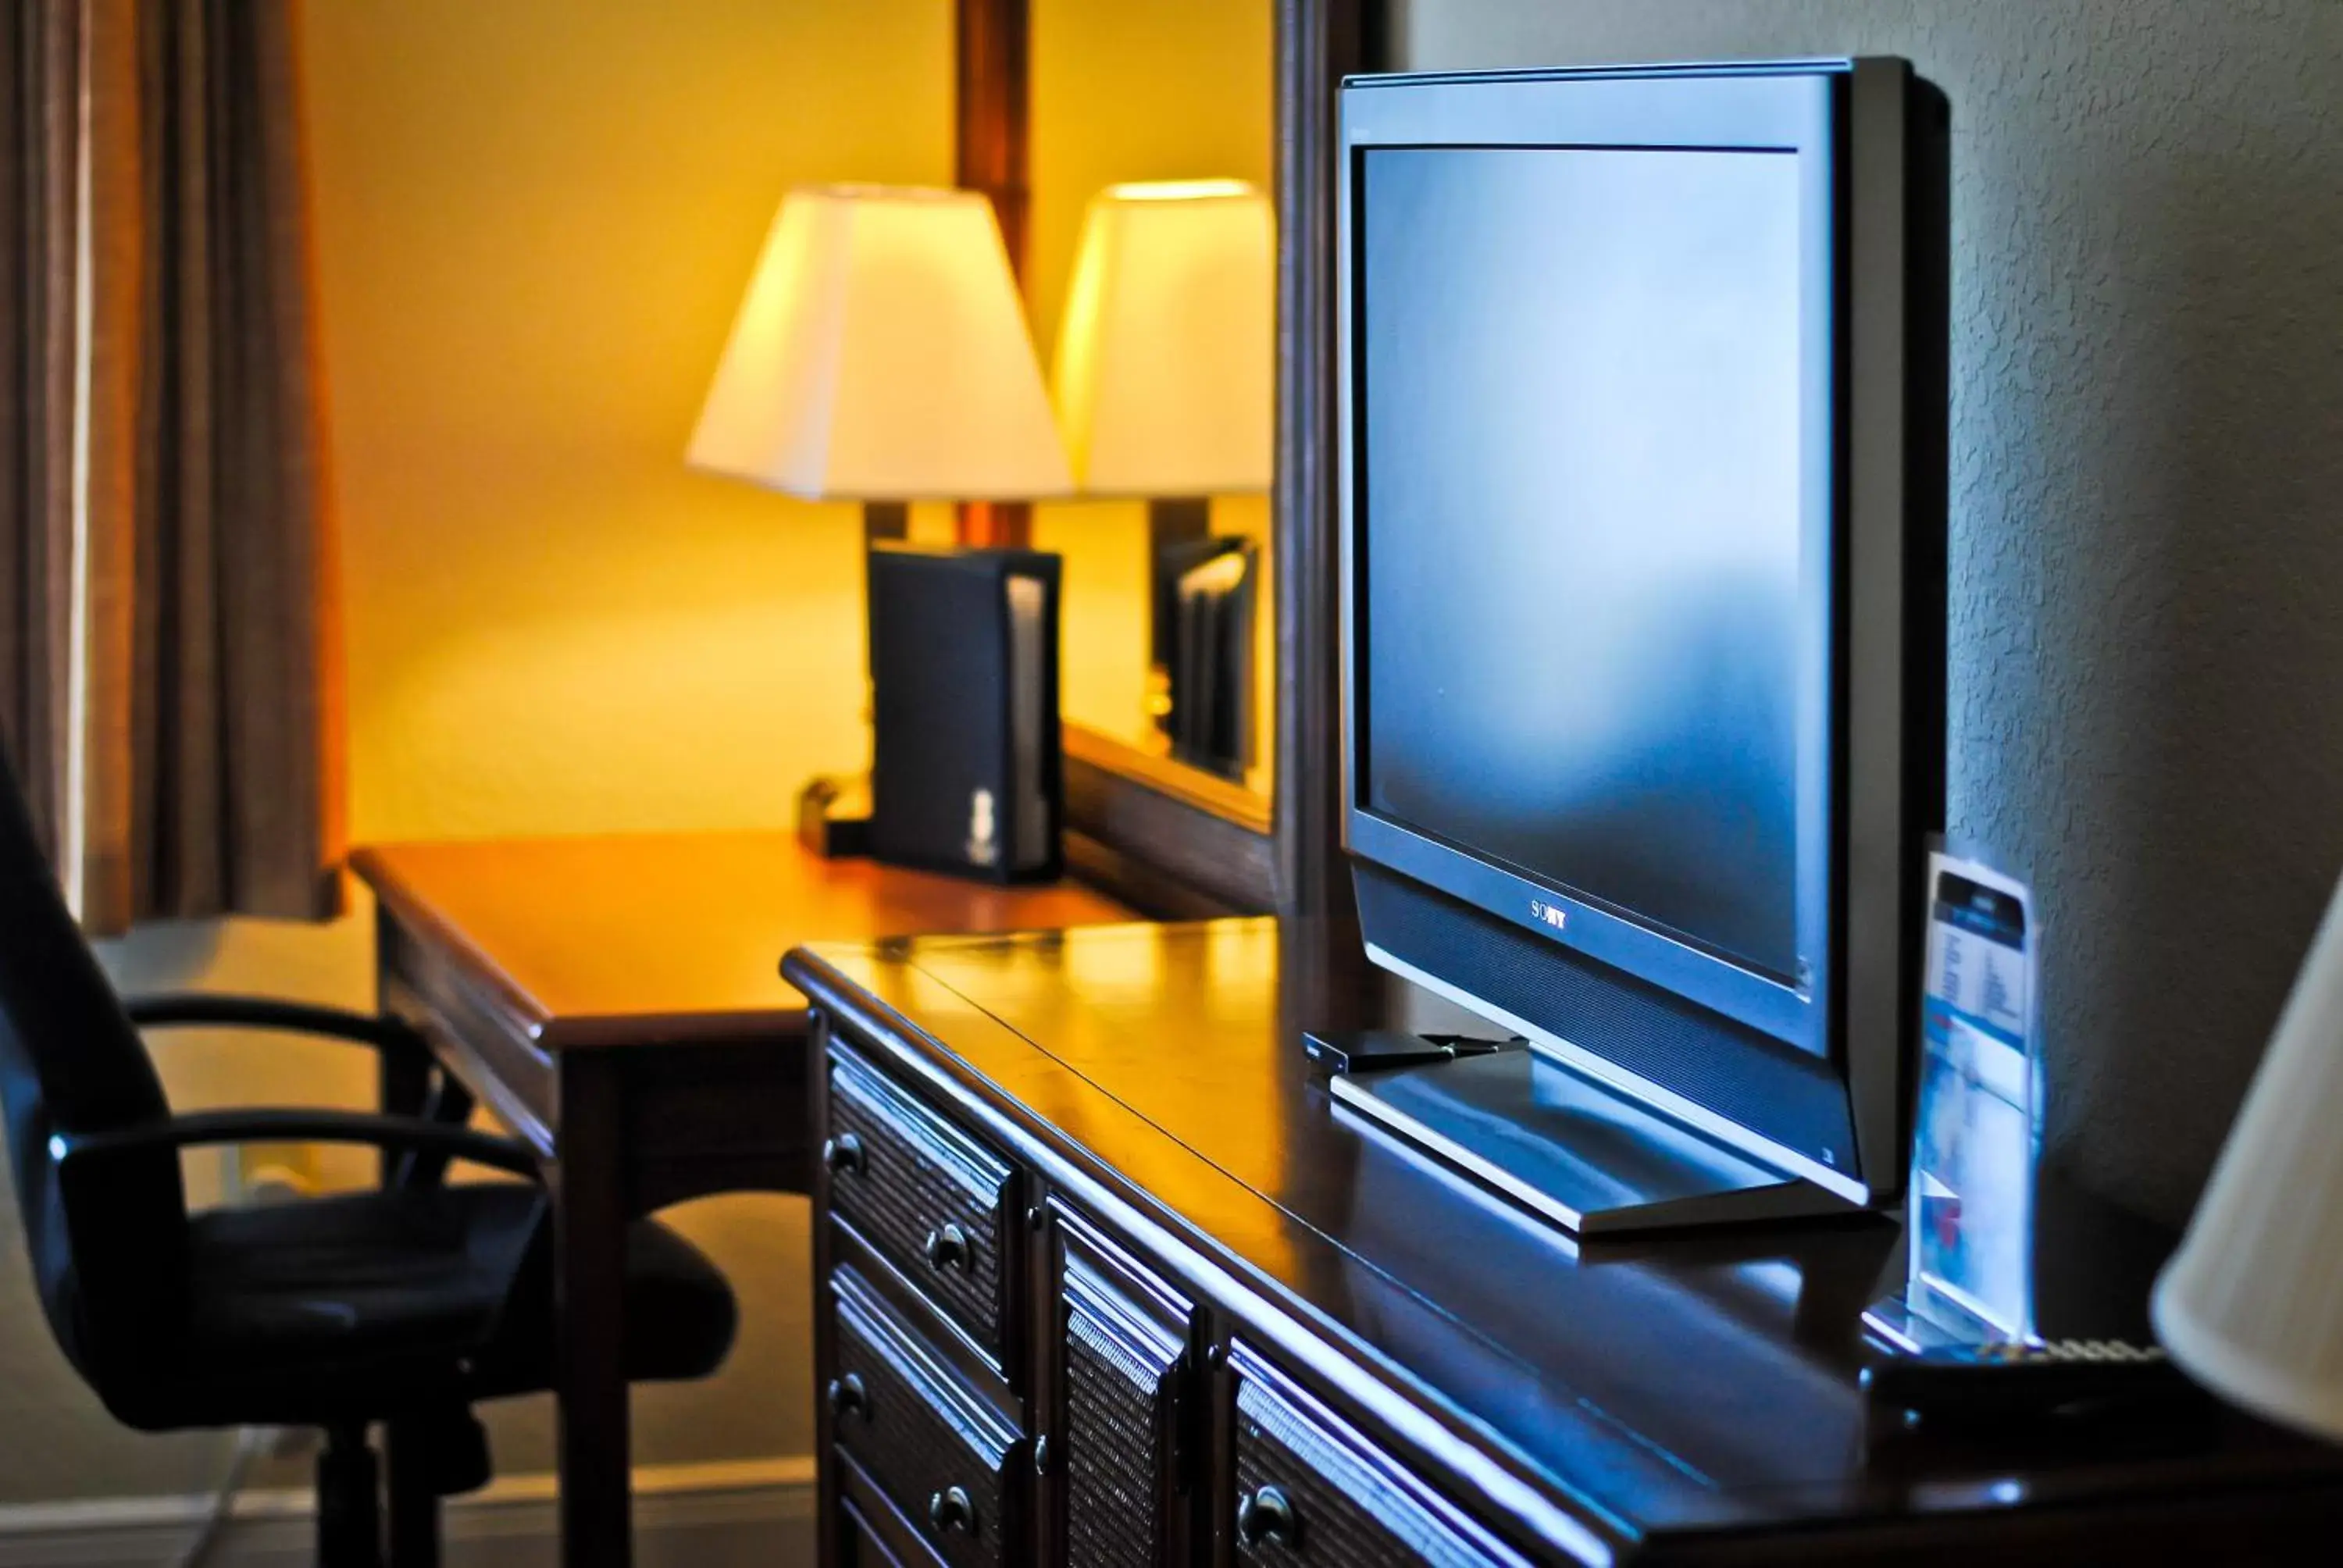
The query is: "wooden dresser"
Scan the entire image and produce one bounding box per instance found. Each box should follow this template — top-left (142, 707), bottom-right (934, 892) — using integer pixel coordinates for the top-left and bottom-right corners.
top-left (783, 918), bottom-right (2343, 1566)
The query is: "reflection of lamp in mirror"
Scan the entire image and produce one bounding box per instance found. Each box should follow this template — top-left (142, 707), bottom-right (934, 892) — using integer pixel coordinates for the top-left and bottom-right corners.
top-left (1050, 180), bottom-right (1274, 778)
top-left (690, 184), bottom-right (1071, 546)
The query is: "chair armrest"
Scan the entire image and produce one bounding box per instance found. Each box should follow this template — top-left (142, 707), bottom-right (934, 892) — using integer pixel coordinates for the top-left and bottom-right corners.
top-left (51, 1110), bottom-right (542, 1181)
top-left (123, 995), bottom-right (428, 1058)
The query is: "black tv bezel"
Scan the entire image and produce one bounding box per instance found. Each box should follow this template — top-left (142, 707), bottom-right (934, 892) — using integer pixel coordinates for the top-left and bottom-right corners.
top-left (1336, 58), bottom-right (1948, 1201)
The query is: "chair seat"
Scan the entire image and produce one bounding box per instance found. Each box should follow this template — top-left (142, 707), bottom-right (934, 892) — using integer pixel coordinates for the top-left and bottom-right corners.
top-left (119, 1182), bottom-right (736, 1431)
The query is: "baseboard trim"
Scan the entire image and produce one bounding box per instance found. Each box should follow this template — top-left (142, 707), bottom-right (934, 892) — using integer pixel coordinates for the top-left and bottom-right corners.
top-left (0, 1456), bottom-right (816, 1568)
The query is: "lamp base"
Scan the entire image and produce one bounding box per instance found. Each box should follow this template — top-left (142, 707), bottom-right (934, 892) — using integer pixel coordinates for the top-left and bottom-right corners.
top-left (796, 774), bottom-right (872, 859)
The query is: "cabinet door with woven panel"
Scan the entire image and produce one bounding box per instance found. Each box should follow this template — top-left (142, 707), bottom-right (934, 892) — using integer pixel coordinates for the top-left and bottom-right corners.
top-left (1229, 1343), bottom-right (1531, 1568)
top-left (1050, 1204), bottom-right (1199, 1568)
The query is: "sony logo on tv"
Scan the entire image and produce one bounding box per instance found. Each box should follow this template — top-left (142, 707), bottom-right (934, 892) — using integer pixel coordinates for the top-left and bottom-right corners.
top-left (1528, 900), bottom-right (1567, 932)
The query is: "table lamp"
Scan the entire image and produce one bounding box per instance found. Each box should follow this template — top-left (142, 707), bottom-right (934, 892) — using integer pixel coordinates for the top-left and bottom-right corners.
top-left (689, 184), bottom-right (1071, 543)
top-left (2154, 869), bottom-right (2343, 1439)
top-left (689, 184), bottom-right (1070, 853)
top-left (1049, 179), bottom-right (1274, 743)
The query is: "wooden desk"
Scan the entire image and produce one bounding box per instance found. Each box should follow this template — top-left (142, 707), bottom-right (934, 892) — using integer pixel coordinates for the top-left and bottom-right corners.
top-left (348, 833), bottom-right (1132, 1568)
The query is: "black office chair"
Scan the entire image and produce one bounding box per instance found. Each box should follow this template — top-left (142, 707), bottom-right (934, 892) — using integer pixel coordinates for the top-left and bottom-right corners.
top-left (0, 759), bottom-right (739, 1567)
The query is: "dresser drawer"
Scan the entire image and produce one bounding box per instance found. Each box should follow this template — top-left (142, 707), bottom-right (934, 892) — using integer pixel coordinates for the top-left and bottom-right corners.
top-left (830, 1263), bottom-right (1022, 1568)
top-left (841, 1495), bottom-right (927, 1568)
top-left (826, 1040), bottom-right (1015, 1358)
top-left (1229, 1345), bottom-right (1528, 1568)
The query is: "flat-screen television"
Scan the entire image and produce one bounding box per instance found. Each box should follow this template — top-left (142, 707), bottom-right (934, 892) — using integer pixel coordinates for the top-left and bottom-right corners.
top-left (1339, 59), bottom-right (1948, 1213)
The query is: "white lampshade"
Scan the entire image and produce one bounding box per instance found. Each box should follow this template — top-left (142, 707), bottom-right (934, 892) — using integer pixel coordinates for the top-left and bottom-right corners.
top-left (2154, 869), bottom-right (2343, 1438)
top-left (1050, 179), bottom-right (1275, 496)
top-left (688, 184), bottom-right (1072, 501)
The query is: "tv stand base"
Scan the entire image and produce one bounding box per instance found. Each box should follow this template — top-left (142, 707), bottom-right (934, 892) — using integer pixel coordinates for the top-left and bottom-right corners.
top-left (1329, 1047), bottom-right (1861, 1236)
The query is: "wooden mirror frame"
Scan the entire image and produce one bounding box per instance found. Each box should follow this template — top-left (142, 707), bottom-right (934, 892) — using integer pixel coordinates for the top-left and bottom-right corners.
top-left (954, 0), bottom-right (1378, 921)
top-left (1271, 0), bottom-right (1379, 925)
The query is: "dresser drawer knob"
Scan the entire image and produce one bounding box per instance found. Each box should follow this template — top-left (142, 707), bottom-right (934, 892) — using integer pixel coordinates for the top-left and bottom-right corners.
top-left (924, 1222), bottom-right (973, 1274)
top-left (927, 1484), bottom-right (977, 1537)
top-left (824, 1373), bottom-right (868, 1421)
top-left (1237, 1484), bottom-right (1300, 1550)
top-left (821, 1133), bottom-right (865, 1178)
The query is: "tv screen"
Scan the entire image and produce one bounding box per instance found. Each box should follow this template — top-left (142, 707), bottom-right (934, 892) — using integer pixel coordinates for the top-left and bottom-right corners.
top-left (1359, 146), bottom-right (1811, 988)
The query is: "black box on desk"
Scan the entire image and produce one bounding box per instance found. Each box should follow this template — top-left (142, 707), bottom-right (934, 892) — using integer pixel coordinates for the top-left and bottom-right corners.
top-left (868, 543), bottom-right (1063, 882)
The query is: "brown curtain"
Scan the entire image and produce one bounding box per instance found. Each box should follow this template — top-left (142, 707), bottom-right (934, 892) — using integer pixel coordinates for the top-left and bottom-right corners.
top-left (2, 0), bottom-right (342, 936)
top-left (0, 3), bottom-right (80, 867)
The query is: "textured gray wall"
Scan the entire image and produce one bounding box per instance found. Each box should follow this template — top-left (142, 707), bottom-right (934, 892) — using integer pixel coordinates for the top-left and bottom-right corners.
top-left (1398, 0), bottom-right (2343, 1224)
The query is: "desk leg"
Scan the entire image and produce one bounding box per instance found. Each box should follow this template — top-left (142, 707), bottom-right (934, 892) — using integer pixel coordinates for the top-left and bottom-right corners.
top-left (378, 1039), bottom-right (430, 1187)
top-left (555, 1053), bottom-right (633, 1568)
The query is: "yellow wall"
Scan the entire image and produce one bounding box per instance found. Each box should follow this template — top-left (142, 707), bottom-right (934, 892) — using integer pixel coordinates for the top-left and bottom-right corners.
top-left (310, 0), bottom-right (954, 841)
top-left (1028, 0), bottom-right (1275, 779)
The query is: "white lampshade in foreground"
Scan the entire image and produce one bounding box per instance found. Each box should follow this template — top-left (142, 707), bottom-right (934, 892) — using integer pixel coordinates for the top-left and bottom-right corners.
top-left (1051, 180), bottom-right (1275, 496)
top-left (689, 184), bottom-right (1072, 501)
top-left (2154, 871), bottom-right (2343, 1438)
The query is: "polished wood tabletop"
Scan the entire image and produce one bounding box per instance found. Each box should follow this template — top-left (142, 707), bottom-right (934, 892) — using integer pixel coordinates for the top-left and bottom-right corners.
top-left (348, 832), bottom-right (1135, 1568)
top-left (787, 918), bottom-right (2343, 1560)
top-left (351, 832), bottom-right (1137, 1050)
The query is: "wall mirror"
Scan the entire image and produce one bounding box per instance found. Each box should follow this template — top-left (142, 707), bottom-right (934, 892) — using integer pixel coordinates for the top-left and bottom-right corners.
top-left (1029, 0), bottom-right (1275, 803)
top-left (954, 0), bottom-right (1279, 913)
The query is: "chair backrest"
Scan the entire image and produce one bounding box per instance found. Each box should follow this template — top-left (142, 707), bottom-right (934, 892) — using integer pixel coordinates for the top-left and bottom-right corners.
top-left (0, 756), bottom-right (187, 1402)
